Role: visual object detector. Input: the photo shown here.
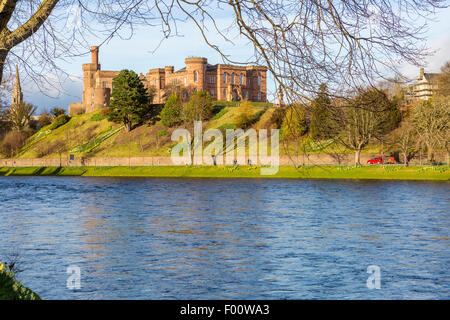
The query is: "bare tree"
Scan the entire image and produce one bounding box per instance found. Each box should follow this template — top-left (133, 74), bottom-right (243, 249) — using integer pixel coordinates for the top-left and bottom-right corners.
top-left (9, 101), bottom-right (36, 131)
top-left (412, 96), bottom-right (449, 163)
top-left (0, 1), bottom-right (447, 102)
top-left (333, 88), bottom-right (398, 165)
top-left (392, 122), bottom-right (416, 165)
top-left (1, 129), bottom-right (27, 155)
top-left (437, 61), bottom-right (450, 96)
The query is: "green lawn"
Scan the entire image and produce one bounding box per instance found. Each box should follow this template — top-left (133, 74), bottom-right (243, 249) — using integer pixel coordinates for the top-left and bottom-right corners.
top-left (0, 165), bottom-right (448, 181)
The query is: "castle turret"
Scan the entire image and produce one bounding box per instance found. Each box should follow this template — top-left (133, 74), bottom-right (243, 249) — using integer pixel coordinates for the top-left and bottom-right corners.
top-left (91, 46), bottom-right (99, 69)
top-left (185, 57), bottom-right (207, 90)
top-left (82, 46), bottom-right (102, 112)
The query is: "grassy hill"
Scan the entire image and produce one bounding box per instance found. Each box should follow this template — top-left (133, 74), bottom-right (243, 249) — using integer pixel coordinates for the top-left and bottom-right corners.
top-left (16, 102), bottom-right (273, 159)
top-left (6, 100), bottom-right (425, 161)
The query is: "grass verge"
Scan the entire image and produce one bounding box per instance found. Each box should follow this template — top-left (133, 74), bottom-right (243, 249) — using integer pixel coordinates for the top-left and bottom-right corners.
top-left (0, 165), bottom-right (448, 181)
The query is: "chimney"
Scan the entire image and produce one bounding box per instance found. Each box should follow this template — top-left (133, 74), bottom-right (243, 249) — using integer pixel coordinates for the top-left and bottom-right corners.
top-left (419, 67), bottom-right (424, 80)
top-left (91, 46), bottom-right (99, 68)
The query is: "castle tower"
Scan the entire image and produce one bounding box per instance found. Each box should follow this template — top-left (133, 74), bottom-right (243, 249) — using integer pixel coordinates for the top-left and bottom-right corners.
top-left (11, 65), bottom-right (23, 107)
top-left (185, 57), bottom-right (207, 90)
top-left (82, 46), bottom-right (102, 113)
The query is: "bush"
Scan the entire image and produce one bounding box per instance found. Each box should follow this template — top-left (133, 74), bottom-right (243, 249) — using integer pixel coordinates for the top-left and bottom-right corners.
top-left (1, 131), bottom-right (28, 155)
top-left (38, 113), bottom-right (53, 128)
top-left (49, 114), bottom-right (70, 130)
top-left (234, 100), bottom-right (254, 129)
top-left (270, 108), bottom-right (286, 129)
top-left (0, 262), bottom-right (40, 300)
top-left (51, 107), bottom-right (66, 117)
top-left (160, 93), bottom-right (182, 127)
top-left (36, 139), bottom-right (67, 158)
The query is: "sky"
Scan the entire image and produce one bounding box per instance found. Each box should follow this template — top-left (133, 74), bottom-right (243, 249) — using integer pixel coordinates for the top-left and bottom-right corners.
top-left (13, 4), bottom-right (450, 113)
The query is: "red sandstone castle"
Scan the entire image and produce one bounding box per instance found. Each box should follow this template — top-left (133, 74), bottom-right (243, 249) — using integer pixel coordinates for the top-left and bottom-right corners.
top-left (69, 46), bottom-right (267, 115)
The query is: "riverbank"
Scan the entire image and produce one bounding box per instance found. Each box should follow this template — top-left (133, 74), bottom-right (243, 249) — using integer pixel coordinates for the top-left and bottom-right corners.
top-left (0, 165), bottom-right (448, 180)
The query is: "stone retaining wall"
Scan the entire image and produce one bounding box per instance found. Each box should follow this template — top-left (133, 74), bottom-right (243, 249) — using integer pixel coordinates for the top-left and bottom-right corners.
top-left (1, 153), bottom-right (446, 167)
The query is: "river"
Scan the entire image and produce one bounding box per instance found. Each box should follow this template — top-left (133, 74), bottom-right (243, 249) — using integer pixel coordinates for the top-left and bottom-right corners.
top-left (0, 176), bottom-right (448, 299)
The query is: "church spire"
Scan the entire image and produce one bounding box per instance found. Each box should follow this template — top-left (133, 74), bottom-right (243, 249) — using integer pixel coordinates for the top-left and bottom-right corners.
top-left (12, 65), bottom-right (23, 107)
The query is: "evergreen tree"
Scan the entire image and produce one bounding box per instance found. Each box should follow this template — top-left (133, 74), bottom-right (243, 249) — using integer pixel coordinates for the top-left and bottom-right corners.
top-left (281, 104), bottom-right (309, 167)
top-left (160, 93), bottom-right (182, 127)
top-left (108, 69), bottom-right (150, 132)
top-left (184, 90), bottom-right (213, 122)
top-left (310, 84), bottom-right (335, 140)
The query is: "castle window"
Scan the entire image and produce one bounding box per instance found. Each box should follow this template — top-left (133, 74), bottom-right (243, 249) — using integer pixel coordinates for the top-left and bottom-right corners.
top-left (154, 79), bottom-right (156, 86)
top-left (223, 73), bottom-right (227, 83)
top-left (246, 91), bottom-right (249, 100)
top-left (91, 94), bottom-right (94, 98)
top-left (240, 74), bottom-right (243, 85)
top-left (184, 77), bottom-right (187, 85)
top-left (247, 78), bottom-right (251, 86)
top-left (194, 71), bottom-right (198, 82)
top-left (211, 89), bottom-right (215, 98)
top-left (223, 88), bottom-right (227, 98)
top-left (231, 73), bottom-right (235, 84)
top-left (102, 82), bottom-right (106, 88)
top-left (91, 74), bottom-right (93, 79)
top-left (257, 75), bottom-right (261, 86)
top-left (258, 92), bottom-right (261, 101)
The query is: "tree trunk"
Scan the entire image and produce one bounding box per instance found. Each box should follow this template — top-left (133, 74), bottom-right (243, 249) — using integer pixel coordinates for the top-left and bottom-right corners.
top-left (124, 118), bottom-right (131, 133)
top-left (427, 146), bottom-right (434, 163)
top-left (354, 149), bottom-right (361, 165)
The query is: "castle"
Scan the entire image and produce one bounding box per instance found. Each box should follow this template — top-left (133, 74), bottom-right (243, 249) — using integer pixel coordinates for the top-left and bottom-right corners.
top-left (405, 68), bottom-right (441, 104)
top-left (69, 46), bottom-right (267, 115)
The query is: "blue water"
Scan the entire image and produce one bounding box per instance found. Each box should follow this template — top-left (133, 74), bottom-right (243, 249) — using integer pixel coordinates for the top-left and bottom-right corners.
top-left (0, 176), bottom-right (449, 299)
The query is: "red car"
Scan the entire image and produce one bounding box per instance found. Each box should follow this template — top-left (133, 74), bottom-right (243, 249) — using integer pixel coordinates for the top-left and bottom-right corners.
top-left (367, 157), bottom-right (383, 165)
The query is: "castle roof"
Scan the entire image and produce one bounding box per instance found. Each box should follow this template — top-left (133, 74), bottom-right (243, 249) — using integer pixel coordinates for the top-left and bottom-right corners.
top-left (422, 73), bottom-right (440, 82)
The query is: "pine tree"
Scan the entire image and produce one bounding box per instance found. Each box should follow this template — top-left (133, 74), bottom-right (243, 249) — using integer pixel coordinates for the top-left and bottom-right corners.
top-left (184, 90), bottom-right (213, 122)
top-left (108, 70), bottom-right (150, 132)
top-left (160, 93), bottom-right (183, 127)
top-left (310, 83), bottom-right (335, 140)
